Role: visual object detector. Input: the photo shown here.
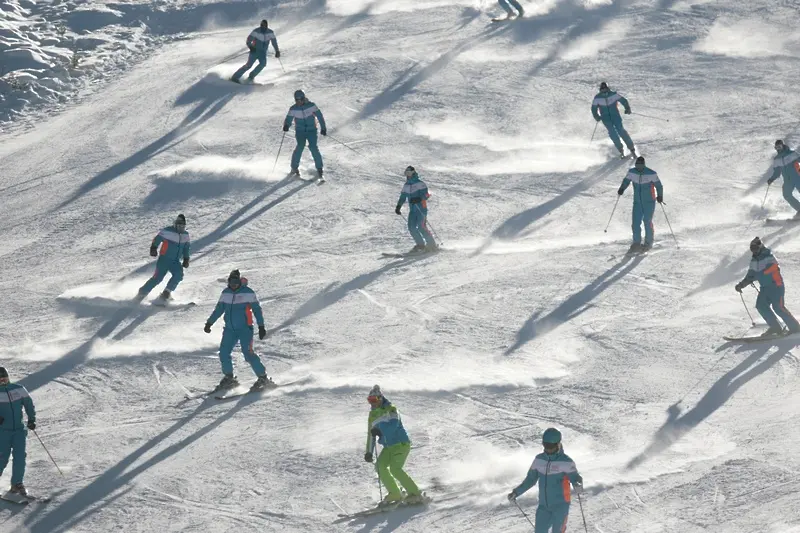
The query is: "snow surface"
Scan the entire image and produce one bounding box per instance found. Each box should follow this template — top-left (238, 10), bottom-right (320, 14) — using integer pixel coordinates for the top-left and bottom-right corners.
top-left (2, 0), bottom-right (800, 531)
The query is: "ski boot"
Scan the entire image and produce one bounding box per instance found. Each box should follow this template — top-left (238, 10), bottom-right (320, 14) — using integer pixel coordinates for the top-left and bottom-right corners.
top-left (640, 242), bottom-right (653, 253)
top-left (230, 76), bottom-right (241, 84)
top-left (517, 7), bottom-right (524, 16)
top-left (379, 493), bottom-right (404, 508)
top-left (317, 168), bottom-right (325, 184)
top-left (626, 243), bottom-right (642, 255)
top-left (404, 493), bottom-right (427, 505)
top-left (214, 374), bottom-right (239, 392)
top-left (760, 327), bottom-right (784, 338)
top-left (792, 211), bottom-right (800, 220)
top-left (133, 290), bottom-right (147, 303)
top-left (159, 289), bottom-right (172, 301)
top-left (290, 168), bottom-right (300, 178)
top-left (424, 243), bottom-right (439, 253)
top-left (9, 484), bottom-right (27, 497)
top-left (408, 244), bottom-right (426, 254)
top-left (250, 375), bottom-right (276, 392)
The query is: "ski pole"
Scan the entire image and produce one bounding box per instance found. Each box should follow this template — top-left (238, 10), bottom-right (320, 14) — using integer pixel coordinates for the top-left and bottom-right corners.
top-left (327, 134), bottom-right (362, 156)
top-left (372, 438), bottom-right (382, 500)
top-left (426, 218), bottom-right (443, 247)
top-left (660, 202), bottom-right (679, 249)
top-left (277, 56), bottom-right (286, 74)
top-left (272, 132), bottom-right (286, 173)
top-left (603, 195), bottom-right (621, 233)
top-left (740, 292), bottom-right (756, 327)
top-left (589, 121), bottom-right (599, 145)
top-left (33, 429), bottom-right (64, 477)
top-left (631, 111), bottom-right (670, 122)
top-left (577, 492), bottom-right (589, 533)
top-left (513, 499), bottom-right (535, 531)
top-left (760, 183), bottom-right (771, 210)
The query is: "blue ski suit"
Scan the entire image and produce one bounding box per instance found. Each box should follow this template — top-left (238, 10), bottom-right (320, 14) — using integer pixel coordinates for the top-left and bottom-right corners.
top-left (768, 147), bottom-right (800, 212)
top-left (738, 247), bottom-right (800, 332)
top-left (396, 172), bottom-right (435, 248)
top-left (619, 166), bottom-right (663, 246)
top-left (139, 225), bottom-right (191, 295)
top-left (232, 26), bottom-right (279, 82)
top-left (284, 101), bottom-right (326, 171)
top-left (206, 280), bottom-right (267, 377)
top-left (498, 0), bottom-right (524, 15)
top-left (591, 90), bottom-right (635, 154)
top-left (512, 448), bottom-right (583, 533)
top-left (0, 383), bottom-right (35, 486)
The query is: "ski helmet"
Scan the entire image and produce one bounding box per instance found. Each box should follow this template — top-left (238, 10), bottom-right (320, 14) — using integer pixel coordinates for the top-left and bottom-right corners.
top-left (260, 19), bottom-right (269, 28)
top-left (599, 81), bottom-right (609, 91)
top-left (175, 213), bottom-right (186, 230)
top-left (775, 139), bottom-right (786, 152)
top-left (750, 236), bottom-right (763, 255)
top-left (227, 269), bottom-right (241, 289)
top-left (542, 427), bottom-right (562, 445)
top-left (635, 156), bottom-right (645, 170)
top-left (367, 384), bottom-right (382, 406)
top-left (294, 90), bottom-right (306, 101)
top-left (0, 367), bottom-right (8, 385)
top-left (404, 165), bottom-right (416, 178)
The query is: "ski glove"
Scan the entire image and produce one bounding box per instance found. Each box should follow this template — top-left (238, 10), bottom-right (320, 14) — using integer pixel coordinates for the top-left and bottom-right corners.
top-left (617, 186), bottom-right (625, 196)
top-left (249, 46), bottom-right (256, 53)
top-left (204, 323), bottom-right (212, 333)
top-left (258, 326), bottom-right (267, 340)
top-left (27, 420), bottom-right (35, 430)
top-left (182, 257), bottom-right (189, 268)
top-left (735, 281), bottom-right (747, 293)
top-left (150, 246), bottom-right (158, 257)
top-left (572, 483), bottom-right (584, 494)
top-left (283, 124), bottom-right (290, 132)
top-left (275, 51), bottom-right (281, 58)
top-left (624, 108), bottom-right (631, 115)
top-left (656, 195), bottom-right (663, 204)
top-left (320, 128), bottom-right (327, 136)
top-left (370, 427), bottom-right (382, 437)
top-left (507, 491), bottom-right (517, 502)
top-left (768, 177), bottom-right (777, 185)
top-left (395, 206), bottom-right (402, 215)
top-left (364, 452), bottom-right (373, 463)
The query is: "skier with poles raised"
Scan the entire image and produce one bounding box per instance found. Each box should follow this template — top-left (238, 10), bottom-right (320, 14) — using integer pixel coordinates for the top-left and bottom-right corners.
top-left (0, 367), bottom-right (36, 500)
top-left (230, 19), bottom-right (280, 84)
top-left (618, 156), bottom-right (663, 255)
top-left (364, 385), bottom-right (426, 508)
top-left (492, 0), bottom-right (524, 21)
top-left (766, 140), bottom-right (800, 220)
top-left (136, 214), bottom-right (191, 303)
top-left (734, 237), bottom-right (800, 338)
top-left (395, 166), bottom-right (438, 254)
top-left (507, 428), bottom-right (584, 533)
top-left (283, 90), bottom-right (326, 182)
top-left (204, 270), bottom-right (274, 393)
top-left (591, 82), bottom-right (636, 159)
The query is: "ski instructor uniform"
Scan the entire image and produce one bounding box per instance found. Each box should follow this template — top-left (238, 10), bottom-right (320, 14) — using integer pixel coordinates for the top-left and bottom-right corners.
top-left (767, 139), bottom-right (800, 217)
top-left (138, 214), bottom-right (191, 301)
top-left (283, 90), bottom-right (326, 178)
top-left (0, 367), bottom-right (36, 497)
top-left (231, 19), bottom-right (279, 83)
top-left (618, 156), bottom-right (663, 254)
top-left (592, 81), bottom-right (636, 158)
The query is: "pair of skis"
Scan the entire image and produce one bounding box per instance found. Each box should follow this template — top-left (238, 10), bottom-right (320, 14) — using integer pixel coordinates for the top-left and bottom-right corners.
top-left (335, 494), bottom-right (432, 521)
top-left (723, 331), bottom-right (795, 343)
top-left (1, 491), bottom-right (50, 505)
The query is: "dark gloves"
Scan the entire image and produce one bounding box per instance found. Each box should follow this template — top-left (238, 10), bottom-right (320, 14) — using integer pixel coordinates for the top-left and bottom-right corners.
top-left (320, 128), bottom-right (327, 136)
top-left (258, 325), bottom-right (267, 340)
top-left (27, 420), bottom-right (35, 430)
top-left (657, 195), bottom-right (663, 204)
top-left (150, 246), bottom-right (158, 257)
top-left (283, 124), bottom-right (290, 132)
top-left (572, 483), bottom-right (584, 494)
top-left (364, 452), bottom-right (373, 463)
top-left (768, 177), bottom-right (776, 185)
top-left (624, 108), bottom-right (631, 115)
top-left (617, 186), bottom-right (625, 196)
top-left (248, 46), bottom-right (256, 53)
top-left (507, 490), bottom-right (517, 501)
top-left (204, 323), bottom-right (212, 333)
top-left (275, 51), bottom-right (281, 58)
top-left (182, 257), bottom-right (189, 268)
top-left (395, 206), bottom-right (402, 215)
top-left (594, 116), bottom-right (601, 122)
top-left (370, 427), bottom-right (382, 437)
top-left (735, 281), bottom-right (747, 293)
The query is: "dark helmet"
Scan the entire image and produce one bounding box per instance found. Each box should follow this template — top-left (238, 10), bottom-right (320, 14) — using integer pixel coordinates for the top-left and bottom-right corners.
top-left (599, 81), bottom-right (609, 91)
top-left (635, 156), bottom-right (645, 165)
top-left (750, 237), bottom-right (763, 255)
top-left (542, 427), bottom-right (562, 445)
top-left (775, 139), bottom-right (786, 152)
top-left (404, 165), bottom-right (416, 177)
top-left (294, 89), bottom-right (306, 101)
top-left (175, 213), bottom-right (186, 229)
top-left (227, 269), bottom-right (242, 289)
top-left (260, 19), bottom-right (269, 28)
top-left (0, 367), bottom-right (8, 384)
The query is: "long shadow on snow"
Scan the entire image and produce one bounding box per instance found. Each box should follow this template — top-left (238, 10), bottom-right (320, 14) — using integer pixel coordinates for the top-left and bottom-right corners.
top-left (27, 395), bottom-right (259, 533)
top-left (57, 77), bottom-right (237, 209)
top-left (472, 158), bottom-right (628, 256)
top-left (143, 175), bottom-right (268, 208)
top-left (322, 0), bottom-right (389, 40)
top-left (626, 339), bottom-right (799, 470)
top-left (339, 504), bottom-right (426, 532)
top-left (504, 254), bottom-right (644, 356)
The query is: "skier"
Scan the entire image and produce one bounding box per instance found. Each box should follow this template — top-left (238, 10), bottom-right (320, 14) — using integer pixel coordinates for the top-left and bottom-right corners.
top-left (591, 81), bottom-right (636, 158)
top-left (494, 0), bottom-right (524, 20)
top-left (507, 428), bottom-right (583, 533)
top-left (364, 385), bottom-right (425, 507)
top-left (137, 214), bottom-right (191, 302)
top-left (735, 237), bottom-right (800, 336)
top-left (766, 139), bottom-right (800, 219)
top-left (230, 19), bottom-right (280, 84)
top-left (395, 166), bottom-right (437, 253)
top-left (204, 270), bottom-right (274, 392)
top-left (0, 367), bottom-right (36, 498)
top-left (618, 156), bottom-right (663, 254)
top-left (283, 90), bottom-right (326, 180)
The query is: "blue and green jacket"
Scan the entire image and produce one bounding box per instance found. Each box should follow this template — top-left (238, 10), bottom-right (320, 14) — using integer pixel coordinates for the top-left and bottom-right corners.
top-left (365, 398), bottom-right (410, 454)
top-left (151, 226), bottom-right (190, 264)
top-left (0, 383), bottom-right (35, 432)
top-left (513, 448), bottom-right (582, 509)
top-left (284, 101), bottom-right (326, 134)
top-left (619, 166), bottom-right (663, 204)
top-left (207, 280), bottom-right (265, 330)
top-left (396, 173), bottom-right (430, 211)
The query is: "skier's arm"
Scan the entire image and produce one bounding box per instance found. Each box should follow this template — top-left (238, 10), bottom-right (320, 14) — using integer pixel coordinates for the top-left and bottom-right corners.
top-left (270, 34), bottom-right (279, 54)
top-left (314, 108), bottom-right (327, 132)
top-left (283, 111), bottom-right (294, 131)
top-left (183, 235), bottom-right (191, 260)
top-left (513, 468), bottom-right (539, 497)
top-left (768, 164), bottom-right (781, 183)
top-left (365, 421), bottom-right (376, 454)
top-left (21, 388), bottom-right (35, 423)
top-left (654, 177), bottom-right (664, 199)
top-left (618, 95), bottom-right (631, 113)
top-left (150, 234), bottom-right (163, 255)
top-left (396, 190), bottom-right (408, 209)
top-left (591, 103), bottom-right (601, 121)
top-left (251, 296), bottom-right (265, 328)
top-left (246, 31), bottom-right (257, 50)
top-left (207, 299), bottom-right (225, 325)
top-left (618, 177), bottom-right (631, 195)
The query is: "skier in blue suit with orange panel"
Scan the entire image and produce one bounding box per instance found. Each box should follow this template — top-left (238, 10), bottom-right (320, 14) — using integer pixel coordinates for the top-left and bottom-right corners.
top-left (395, 166), bottom-right (437, 253)
top-left (0, 367), bottom-right (36, 497)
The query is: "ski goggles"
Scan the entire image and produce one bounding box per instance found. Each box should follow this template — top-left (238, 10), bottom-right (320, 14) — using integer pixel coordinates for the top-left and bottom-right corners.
top-left (367, 395), bottom-right (382, 405)
top-left (404, 166), bottom-right (415, 178)
top-left (775, 140), bottom-right (785, 152)
top-left (228, 278), bottom-right (241, 289)
top-left (543, 442), bottom-right (559, 452)
top-left (175, 223), bottom-right (186, 231)
top-left (0, 377), bottom-right (8, 386)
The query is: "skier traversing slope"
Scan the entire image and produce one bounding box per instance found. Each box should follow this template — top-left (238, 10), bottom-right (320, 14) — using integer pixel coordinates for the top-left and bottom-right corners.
top-left (735, 237), bottom-right (800, 336)
top-left (204, 270), bottom-right (274, 392)
top-left (283, 90), bottom-right (326, 181)
top-left (395, 166), bottom-right (437, 254)
top-left (137, 214), bottom-right (190, 302)
top-left (767, 139), bottom-right (800, 219)
top-left (618, 156), bottom-right (663, 255)
top-left (0, 367), bottom-right (36, 498)
top-left (592, 82), bottom-right (636, 158)
top-left (507, 428), bottom-right (583, 533)
top-left (231, 19), bottom-right (280, 84)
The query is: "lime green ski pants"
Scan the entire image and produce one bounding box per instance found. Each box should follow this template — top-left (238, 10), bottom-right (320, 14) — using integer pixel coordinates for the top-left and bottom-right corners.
top-left (377, 442), bottom-right (420, 497)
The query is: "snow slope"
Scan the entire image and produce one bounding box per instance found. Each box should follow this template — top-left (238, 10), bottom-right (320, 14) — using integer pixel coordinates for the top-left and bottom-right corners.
top-left (2, 0), bottom-right (800, 531)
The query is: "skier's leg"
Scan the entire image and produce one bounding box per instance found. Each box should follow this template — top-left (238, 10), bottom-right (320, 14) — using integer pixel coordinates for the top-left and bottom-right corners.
top-left (291, 133), bottom-right (307, 170)
top-left (165, 262), bottom-right (183, 292)
top-left (9, 432), bottom-right (26, 485)
top-left (376, 446), bottom-right (402, 497)
top-left (782, 180), bottom-right (800, 212)
top-left (534, 506), bottom-right (553, 533)
top-left (507, 0), bottom-right (524, 14)
top-left (770, 286), bottom-right (800, 332)
top-left (139, 260), bottom-right (168, 295)
top-left (614, 118), bottom-right (635, 152)
top-left (631, 202), bottom-right (643, 244)
top-left (418, 207), bottom-right (436, 246)
top-left (0, 432), bottom-right (11, 477)
top-left (550, 503), bottom-right (570, 533)
top-left (248, 54), bottom-right (267, 80)
top-left (643, 202), bottom-right (656, 245)
top-left (386, 442), bottom-right (420, 496)
top-left (756, 289), bottom-right (782, 330)
top-left (407, 209), bottom-right (426, 247)
top-left (232, 53), bottom-right (257, 81)
top-left (602, 119), bottom-right (624, 153)
top-left (218, 328), bottom-right (237, 375)
top-left (239, 328), bottom-right (267, 376)
top-left (497, 0), bottom-right (514, 15)
top-left (306, 131), bottom-right (323, 171)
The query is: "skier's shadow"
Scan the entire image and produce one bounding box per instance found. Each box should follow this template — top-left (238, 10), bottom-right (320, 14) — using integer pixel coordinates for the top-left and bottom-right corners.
top-left (504, 254), bottom-right (644, 355)
top-left (334, 504), bottom-right (427, 532)
top-left (626, 340), bottom-right (797, 470)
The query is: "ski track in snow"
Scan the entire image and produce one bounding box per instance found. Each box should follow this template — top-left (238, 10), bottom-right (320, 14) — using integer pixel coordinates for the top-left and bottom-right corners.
top-left (3, 0), bottom-right (800, 531)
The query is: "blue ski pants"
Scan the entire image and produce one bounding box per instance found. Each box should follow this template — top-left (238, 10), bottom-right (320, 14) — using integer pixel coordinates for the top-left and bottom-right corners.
top-left (782, 179), bottom-right (800, 212)
top-left (291, 131), bottom-right (323, 171)
top-left (219, 327), bottom-right (266, 377)
top-left (140, 258), bottom-right (183, 295)
top-left (498, 0), bottom-right (524, 14)
top-left (602, 117), bottom-right (634, 153)
top-left (0, 430), bottom-right (27, 485)
top-left (232, 51), bottom-right (267, 81)
top-left (632, 201), bottom-right (656, 245)
top-left (408, 205), bottom-right (435, 247)
top-left (756, 284), bottom-right (800, 332)
top-left (535, 503), bottom-right (570, 533)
